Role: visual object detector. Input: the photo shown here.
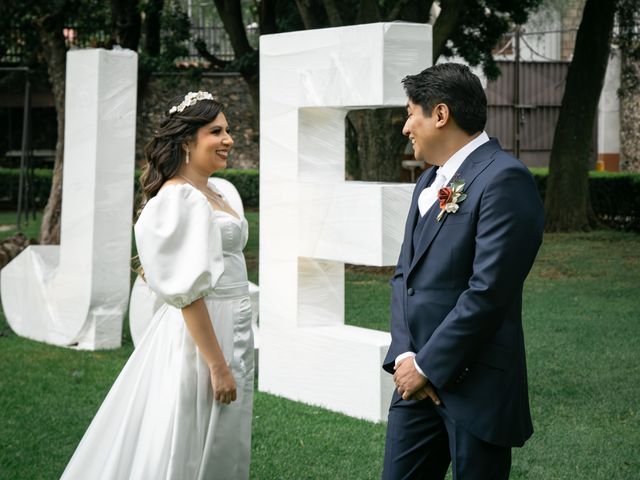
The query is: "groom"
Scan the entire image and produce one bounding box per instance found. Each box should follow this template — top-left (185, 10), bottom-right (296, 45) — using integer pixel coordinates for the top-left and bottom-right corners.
top-left (382, 63), bottom-right (544, 479)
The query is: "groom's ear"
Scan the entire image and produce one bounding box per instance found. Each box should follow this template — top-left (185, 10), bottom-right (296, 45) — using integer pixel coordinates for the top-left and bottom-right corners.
top-left (433, 103), bottom-right (450, 129)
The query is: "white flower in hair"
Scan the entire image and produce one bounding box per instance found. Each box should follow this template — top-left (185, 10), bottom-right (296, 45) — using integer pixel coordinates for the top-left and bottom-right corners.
top-left (169, 91), bottom-right (216, 114)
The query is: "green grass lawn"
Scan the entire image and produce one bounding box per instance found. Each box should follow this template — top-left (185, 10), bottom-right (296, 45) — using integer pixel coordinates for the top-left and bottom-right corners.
top-left (1, 210), bottom-right (639, 479)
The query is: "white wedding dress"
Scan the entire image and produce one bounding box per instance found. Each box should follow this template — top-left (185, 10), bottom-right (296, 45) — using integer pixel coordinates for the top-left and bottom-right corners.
top-left (61, 181), bottom-right (254, 480)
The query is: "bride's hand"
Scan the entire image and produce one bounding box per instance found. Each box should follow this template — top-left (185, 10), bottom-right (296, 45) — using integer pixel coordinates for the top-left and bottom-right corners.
top-left (209, 363), bottom-right (237, 404)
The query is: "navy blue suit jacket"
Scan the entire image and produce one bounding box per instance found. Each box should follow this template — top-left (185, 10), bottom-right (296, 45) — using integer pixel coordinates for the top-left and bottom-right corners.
top-left (383, 138), bottom-right (544, 448)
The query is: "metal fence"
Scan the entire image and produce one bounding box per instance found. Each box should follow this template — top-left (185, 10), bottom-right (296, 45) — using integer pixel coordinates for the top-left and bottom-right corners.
top-left (1, 20), bottom-right (255, 66)
top-left (485, 60), bottom-right (596, 168)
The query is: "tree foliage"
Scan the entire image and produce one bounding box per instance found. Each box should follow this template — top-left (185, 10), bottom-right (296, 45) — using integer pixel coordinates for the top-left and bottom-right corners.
top-left (441, 0), bottom-right (542, 79)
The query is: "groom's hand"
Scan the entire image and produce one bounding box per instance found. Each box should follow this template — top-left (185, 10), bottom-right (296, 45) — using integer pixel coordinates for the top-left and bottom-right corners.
top-left (393, 357), bottom-right (428, 400)
top-left (409, 383), bottom-right (441, 405)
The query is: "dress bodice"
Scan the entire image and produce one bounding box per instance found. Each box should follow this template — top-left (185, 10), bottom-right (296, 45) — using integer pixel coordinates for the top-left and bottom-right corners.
top-left (134, 182), bottom-right (249, 308)
top-left (211, 210), bottom-right (249, 289)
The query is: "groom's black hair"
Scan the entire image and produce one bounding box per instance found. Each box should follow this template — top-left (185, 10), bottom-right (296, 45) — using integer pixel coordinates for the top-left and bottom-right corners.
top-left (402, 63), bottom-right (487, 135)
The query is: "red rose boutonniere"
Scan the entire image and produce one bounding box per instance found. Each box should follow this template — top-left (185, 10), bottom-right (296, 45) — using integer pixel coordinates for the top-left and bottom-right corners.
top-left (437, 179), bottom-right (467, 221)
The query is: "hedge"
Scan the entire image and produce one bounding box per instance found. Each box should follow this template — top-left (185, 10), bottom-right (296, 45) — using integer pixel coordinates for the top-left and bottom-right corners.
top-left (209, 169), bottom-right (259, 208)
top-left (530, 168), bottom-right (640, 231)
top-left (0, 168), bottom-right (54, 209)
top-left (0, 167), bottom-right (259, 209)
top-left (1, 167), bottom-right (639, 230)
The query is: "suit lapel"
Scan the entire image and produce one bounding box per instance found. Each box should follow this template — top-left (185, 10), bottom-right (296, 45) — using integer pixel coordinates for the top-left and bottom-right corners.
top-left (402, 167), bottom-right (436, 272)
top-left (408, 139), bottom-right (501, 275)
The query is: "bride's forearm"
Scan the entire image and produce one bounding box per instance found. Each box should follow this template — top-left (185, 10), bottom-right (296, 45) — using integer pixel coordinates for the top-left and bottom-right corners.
top-left (181, 298), bottom-right (226, 370)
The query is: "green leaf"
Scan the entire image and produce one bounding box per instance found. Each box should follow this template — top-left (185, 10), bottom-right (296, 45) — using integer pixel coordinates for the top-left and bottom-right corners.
top-left (450, 179), bottom-right (466, 192)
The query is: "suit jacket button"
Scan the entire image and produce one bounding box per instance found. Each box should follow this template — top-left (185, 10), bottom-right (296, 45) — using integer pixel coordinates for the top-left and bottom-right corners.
top-left (407, 288), bottom-right (415, 296)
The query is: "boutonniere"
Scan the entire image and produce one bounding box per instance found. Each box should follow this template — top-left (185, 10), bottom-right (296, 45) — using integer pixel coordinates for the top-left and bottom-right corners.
top-left (437, 178), bottom-right (467, 221)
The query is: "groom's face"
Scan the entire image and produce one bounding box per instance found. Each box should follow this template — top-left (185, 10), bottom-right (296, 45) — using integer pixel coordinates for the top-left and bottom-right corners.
top-left (403, 100), bottom-right (437, 164)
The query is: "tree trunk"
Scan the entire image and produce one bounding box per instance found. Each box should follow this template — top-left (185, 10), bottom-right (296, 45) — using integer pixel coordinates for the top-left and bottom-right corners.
top-left (213, 0), bottom-right (259, 119)
top-left (322, 0), bottom-right (343, 26)
top-left (432, 0), bottom-right (467, 61)
top-left (111, 0), bottom-right (141, 51)
top-left (242, 71), bottom-right (260, 126)
top-left (619, 52), bottom-right (640, 172)
top-left (143, 0), bottom-right (164, 56)
top-left (356, 0), bottom-right (381, 23)
top-left (347, 109), bottom-right (407, 181)
top-left (295, 0), bottom-right (325, 29)
top-left (545, 0), bottom-right (617, 232)
top-left (260, 0), bottom-right (278, 35)
top-left (389, 0), bottom-right (433, 23)
top-left (213, 0), bottom-right (254, 57)
top-left (37, 12), bottom-right (68, 245)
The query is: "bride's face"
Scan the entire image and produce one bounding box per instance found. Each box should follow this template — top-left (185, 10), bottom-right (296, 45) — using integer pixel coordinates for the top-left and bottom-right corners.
top-left (189, 113), bottom-right (234, 173)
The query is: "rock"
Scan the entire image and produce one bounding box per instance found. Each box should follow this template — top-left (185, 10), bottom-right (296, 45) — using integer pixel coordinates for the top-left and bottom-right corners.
top-left (0, 233), bottom-right (31, 269)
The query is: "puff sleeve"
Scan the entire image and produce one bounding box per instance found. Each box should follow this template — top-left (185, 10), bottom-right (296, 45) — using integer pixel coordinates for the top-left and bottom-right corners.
top-left (134, 184), bottom-right (225, 309)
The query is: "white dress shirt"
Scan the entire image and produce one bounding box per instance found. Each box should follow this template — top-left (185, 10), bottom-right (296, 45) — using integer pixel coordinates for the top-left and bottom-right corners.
top-left (396, 131), bottom-right (490, 378)
top-left (417, 131), bottom-right (490, 217)
top-left (417, 172), bottom-right (447, 217)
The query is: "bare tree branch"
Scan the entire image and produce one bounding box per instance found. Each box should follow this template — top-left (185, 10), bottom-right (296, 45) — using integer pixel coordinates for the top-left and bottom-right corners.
top-left (194, 38), bottom-right (231, 69)
top-left (36, 9), bottom-right (67, 244)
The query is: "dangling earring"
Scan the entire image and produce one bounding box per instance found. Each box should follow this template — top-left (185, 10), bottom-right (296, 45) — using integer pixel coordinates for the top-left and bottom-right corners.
top-left (185, 149), bottom-right (190, 164)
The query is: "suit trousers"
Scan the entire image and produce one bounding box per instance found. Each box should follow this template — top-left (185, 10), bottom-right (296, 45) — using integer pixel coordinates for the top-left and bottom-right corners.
top-left (382, 390), bottom-right (512, 480)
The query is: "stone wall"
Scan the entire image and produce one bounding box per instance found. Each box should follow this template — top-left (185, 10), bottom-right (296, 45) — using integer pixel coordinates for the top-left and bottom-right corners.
top-left (136, 72), bottom-right (258, 169)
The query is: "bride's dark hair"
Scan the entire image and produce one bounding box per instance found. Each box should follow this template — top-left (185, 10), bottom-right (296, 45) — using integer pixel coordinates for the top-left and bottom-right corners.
top-left (133, 94), bottom-right (224, 279)
top-left (139, 94), bottom-right (225, 206)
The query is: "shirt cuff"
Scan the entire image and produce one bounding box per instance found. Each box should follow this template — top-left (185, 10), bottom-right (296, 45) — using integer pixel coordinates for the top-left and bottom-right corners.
top-left (413, 357), bottom-right (427, 378)
top-left (394, 351), bottom-right (415, 367)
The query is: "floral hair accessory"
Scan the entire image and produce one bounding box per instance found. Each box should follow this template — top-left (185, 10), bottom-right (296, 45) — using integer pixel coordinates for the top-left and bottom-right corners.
top-left (437, 178), bottom-right (467, 221)
top-left (168, 91), bottom-right (215, 115)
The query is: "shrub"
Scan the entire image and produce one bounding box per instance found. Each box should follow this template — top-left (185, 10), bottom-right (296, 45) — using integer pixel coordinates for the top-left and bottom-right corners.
top-left (530, 169), bottom-right (640, 231)
top-left (0, 168), bottom-right (53, 209)
top-left (0, 168), bottom-right (259, 209)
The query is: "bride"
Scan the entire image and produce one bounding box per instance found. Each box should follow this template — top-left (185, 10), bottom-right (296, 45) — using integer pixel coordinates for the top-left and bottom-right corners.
top-left (61, 92), bottom-right (254, 479)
